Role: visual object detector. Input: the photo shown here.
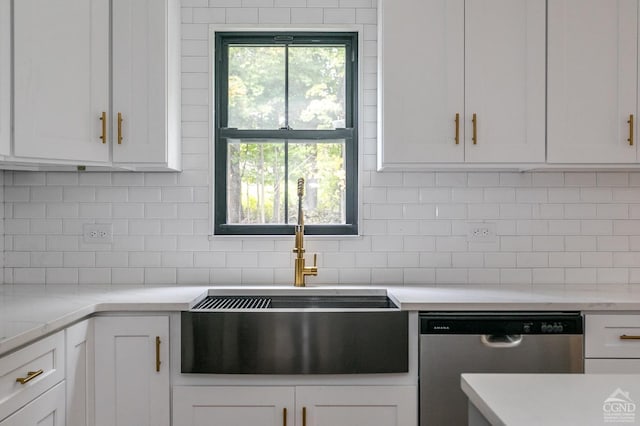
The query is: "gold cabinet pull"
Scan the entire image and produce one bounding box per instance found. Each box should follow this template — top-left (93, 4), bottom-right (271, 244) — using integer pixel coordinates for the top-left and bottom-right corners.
top-left (455, 113), bottom-right (460, 145)
top-left (302, 407), bottom-right (307, 426)
top-left (628, 114), bottom-right (634, 146)
top-left (620, 334), bottom-right (640, 340)
top-left (16, 369), bottom-right (43, 384)
top-left (472, 113), bottom-right (478, 145)
top-left (99, 112), bottom-right (107, 144)
top-left (155, 336), bottom-right (161, 372)
top-left (117, 112), bottom-right (123, 145)
top-left (283, 408), bottom-right (287, 426)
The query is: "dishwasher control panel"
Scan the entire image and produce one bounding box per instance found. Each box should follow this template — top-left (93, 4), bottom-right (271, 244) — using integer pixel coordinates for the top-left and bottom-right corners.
top-left (420, 313), bottom-right (584, 335)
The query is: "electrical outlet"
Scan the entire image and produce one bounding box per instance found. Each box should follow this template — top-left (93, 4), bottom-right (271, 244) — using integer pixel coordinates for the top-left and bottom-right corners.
top-left (467, 222), bottom-right (497, 242)
top-left (83, 223), bottom-right (113, 244)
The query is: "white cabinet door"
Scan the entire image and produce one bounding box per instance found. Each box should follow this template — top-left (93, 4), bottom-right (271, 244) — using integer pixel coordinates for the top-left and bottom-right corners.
top-left (112, 0), bottom-right (181, 169)
top-left (94, 316), bottom-right (169, 426)
top-left (548, 0), bottom-right (638, 163)
top-left (13, 0), bottom-right (110, 163)
top-left (0, 382), bottom-right (66, 426)
top-left (296, 386), bottom-right (418, 426)
top-left (66, 319), bottom-right (94, 426)
top-left (378, 0), bottom-right (544, 168)
top-left (172, 386), bottom-right (294, 426)
top-left (465, 0), bottom-right (545, 163)
top-left (0, 0), bottom-right (9, 157)
top-left (378, 0), bottom-right (464, 168)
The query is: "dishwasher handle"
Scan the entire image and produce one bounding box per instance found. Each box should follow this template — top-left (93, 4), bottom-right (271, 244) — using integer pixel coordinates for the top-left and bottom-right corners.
top-left (480, 334), bottom-right (523, 348)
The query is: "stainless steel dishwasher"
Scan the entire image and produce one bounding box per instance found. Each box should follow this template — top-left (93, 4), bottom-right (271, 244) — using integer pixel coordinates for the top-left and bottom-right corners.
top-left (419, 312), bottom-right (584, 426)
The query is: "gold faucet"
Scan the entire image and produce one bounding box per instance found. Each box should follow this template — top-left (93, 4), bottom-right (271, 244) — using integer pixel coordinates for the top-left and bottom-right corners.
top-left (293, 177), bottom-right (318, 287)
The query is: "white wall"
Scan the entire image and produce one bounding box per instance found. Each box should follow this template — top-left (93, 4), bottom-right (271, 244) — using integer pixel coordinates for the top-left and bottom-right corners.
top-left (3, 0), bottom-right (640, 286)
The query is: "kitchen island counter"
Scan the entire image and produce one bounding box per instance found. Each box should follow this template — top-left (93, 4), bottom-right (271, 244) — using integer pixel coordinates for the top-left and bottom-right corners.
top-left (462, 373), bottom-right (640, 426)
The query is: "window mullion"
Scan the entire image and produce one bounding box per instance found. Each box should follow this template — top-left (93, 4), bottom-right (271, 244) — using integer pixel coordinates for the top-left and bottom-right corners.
top-left (284, 139), bottom-right (289, 224)
top-left (284, 43), bottom-right (290, 130)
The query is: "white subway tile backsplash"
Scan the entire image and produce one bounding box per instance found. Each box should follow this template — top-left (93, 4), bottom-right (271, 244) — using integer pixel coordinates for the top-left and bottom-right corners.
top-left (500, 268), bottom-right (531, 285)
top-left (129, 252), bottom-right (162, 267)
top-left (436, 268), bottom-right (468, 284)
top-left (597, 268), bottom-right (628, 284)
top-left (46, 268), bottom-right (79, 284)
top-left (14, 268), bottom-right (45, 284)
top-left (291, 7), bottom-right (323, 22)
top-left (112, 268), bottom-right (145, 284)
top-left (516, 252), bottom-right (548, 268)
top-left (5, 252), bottom-right (29, 267)
top-left (532, 268), bottom-right (564, 284)
top-left (79, 268), bottom-right (111, 284)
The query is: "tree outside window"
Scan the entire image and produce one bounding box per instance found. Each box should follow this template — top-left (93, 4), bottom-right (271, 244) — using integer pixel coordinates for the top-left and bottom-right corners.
top-left (214, 33), bottom-right (358, 235)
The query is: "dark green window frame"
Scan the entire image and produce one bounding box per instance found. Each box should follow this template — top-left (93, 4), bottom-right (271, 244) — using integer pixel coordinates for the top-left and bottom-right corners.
top-left (213, 32), bottom-right (358, 236)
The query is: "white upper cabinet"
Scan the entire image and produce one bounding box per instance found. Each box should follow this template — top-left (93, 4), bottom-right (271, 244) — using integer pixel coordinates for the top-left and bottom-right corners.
top-left (11, 0), bottom-right (180, 170)
top-left (378, 0), bottom-right (464, 167)
top-left (464, 0), bottom-right (545, 163)
top-left (0, 0), bottom-right (10, 157)
top-left (378, 0), bottom-right (545, 169)
top-left (548, 0), bottom-right (638, 164)
top-left (13, 0), bottom-right (110, 163)
top-left (112, 0), bottom-right (181, 170)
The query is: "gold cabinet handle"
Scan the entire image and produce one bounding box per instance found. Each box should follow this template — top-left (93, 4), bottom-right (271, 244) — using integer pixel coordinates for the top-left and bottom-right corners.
top-left (283, 408), bottom-right (287, 426)
top-left (99, 112), bottom-right (107, 144)
top-left (16, 369), bottom-right (43, 384)
top-left (302, 407), bottom-right (307, 426)
top-left (620, 334), bottom-right (640, 340)
top-left (155, 336), bottom-right (161, 372)
top-left (628, 114), bottom-right (634, 146)
top-left (455, 113), bottom-right (460, 145)
top-left (472, 113), bottom-right (478, 145)
top-left (117, 112), bottom-right (123, 145)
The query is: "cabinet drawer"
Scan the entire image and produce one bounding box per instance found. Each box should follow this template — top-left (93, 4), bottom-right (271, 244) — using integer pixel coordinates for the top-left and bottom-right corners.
top-left (0, 381), bottom-right (65, 426)
top-left (0, 331), bottom-right (65, 421)
top-left (585, 315), bottom-right (640, 358)
top-left (585, 358), bottom-right (640, 374)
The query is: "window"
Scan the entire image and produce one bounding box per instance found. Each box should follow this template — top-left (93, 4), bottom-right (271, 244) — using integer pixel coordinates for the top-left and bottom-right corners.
top-left (214, 32), bottom-right (358, 235)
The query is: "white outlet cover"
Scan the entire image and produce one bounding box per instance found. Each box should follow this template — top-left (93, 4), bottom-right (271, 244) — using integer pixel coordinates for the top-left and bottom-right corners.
top-left (466, 222), bottom-right (497, 242)
top-left (83, 223), bottom-right (113, 244)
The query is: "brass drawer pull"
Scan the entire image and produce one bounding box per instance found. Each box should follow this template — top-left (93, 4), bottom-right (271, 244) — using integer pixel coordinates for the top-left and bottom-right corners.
top-left (117, 112), bottom-right (123, 145)
top-left (155, 336), bottom-right (161, 372)
top-left (302, 407), bottom-right (307, 426)
top-left (455, 113), bottom-right (460, 145)
top-left (99, 112), bottom-right (107, 143)
top-left (472, 113), bottom-right (478, 145)
top-left (628, 114), bottom-right (634, 146)
top-left (283, 407), bottom-right (287, 426)
top-left (16, 369), bottom-right (44, 384)
top-left (620, 334), bottom-right (640, 340)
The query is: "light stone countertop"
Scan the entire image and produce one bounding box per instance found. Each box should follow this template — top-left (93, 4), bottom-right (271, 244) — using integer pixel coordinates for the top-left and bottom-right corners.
top-left (2, 283), bottom-right (640, 356)
top-left (461, 373), bottom-right (640, 426)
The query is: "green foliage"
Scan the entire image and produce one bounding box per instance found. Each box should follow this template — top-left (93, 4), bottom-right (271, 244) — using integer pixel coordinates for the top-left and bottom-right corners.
top-left (226, 44), bottom-right (348, 225)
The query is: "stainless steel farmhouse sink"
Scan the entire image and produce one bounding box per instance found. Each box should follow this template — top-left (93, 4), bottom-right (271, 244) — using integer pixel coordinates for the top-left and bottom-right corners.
top-left (181, 288), bottom-right (408, 375)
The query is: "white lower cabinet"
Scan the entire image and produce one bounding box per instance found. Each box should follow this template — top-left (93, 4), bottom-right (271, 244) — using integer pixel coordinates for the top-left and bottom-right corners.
top-left (172, 386), bottom-right (294, 426)
top-left (172, 385), bottom-right (417, 426)
top-left (66, 319), bottom-right (94, 426)
top-left (585, 314), bottom-right (640, 373)
top-left (94, 316), bottom-right (170, 426)
top-left (0, 382), bottom-right (66, 426)
top-left (295, 386), bottom-right (417, 426)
